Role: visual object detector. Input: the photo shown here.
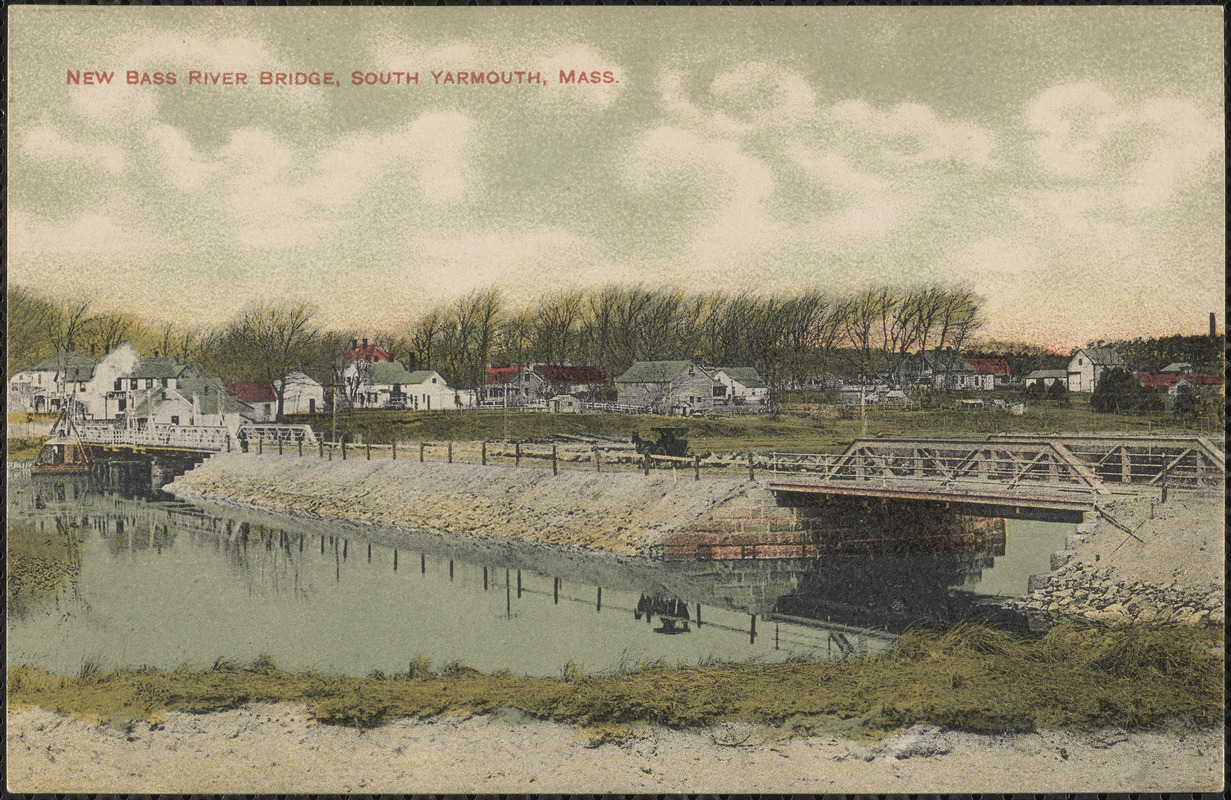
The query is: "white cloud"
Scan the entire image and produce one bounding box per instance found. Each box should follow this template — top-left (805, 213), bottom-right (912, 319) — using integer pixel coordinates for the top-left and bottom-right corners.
top-left (827, 100), bottom-right (995, 168)
top-left (1026, 82), bottom-right (1221, 209)
top-left (21, 123), bottom-right (126, 175)
top-left (8, 210), bottom-right (158, 255)
top-left (708, 62), bottom-right (816, 134)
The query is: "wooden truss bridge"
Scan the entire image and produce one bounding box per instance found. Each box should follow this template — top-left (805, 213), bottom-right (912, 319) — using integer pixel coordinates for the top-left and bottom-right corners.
top-left (766, 434), bottom-right (1224, 517)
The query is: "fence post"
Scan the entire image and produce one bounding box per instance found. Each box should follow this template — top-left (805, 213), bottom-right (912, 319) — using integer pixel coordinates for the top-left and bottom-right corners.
top-left (298, 440), bottom-right (303, 457)
top-left (227, 435), bottom-right (232, 453)
top-left (278, 439), bottom-right (283, 456)
top-left (515, 442), bottom-right (521, 466)
top-left (552, 444), bottom-right (558, 475)
top-left (482, 441), bottom-right (487, 466)
top-left (695, 454), bottom-right (700, 481)
top-left (366, 440), bottom-right (371, 460)
top-left (748, 452), bottom-right (755, 481)
top-left (342, 439), bottom-right (347, 460)
top-left (643, 452), bottom-right (649, 476)
top-left (258, 439), bottom-right (263, 456)
top-left (420, 442), bottom-right (425, 462)
top-left (392, 441), bottom-right (397, 461)
top-left (594, 446), bottom-right (600, 473)
top-left (319, 440), bottom-right (324, 458)
top-left (448, 441), bottom-right (453, 464)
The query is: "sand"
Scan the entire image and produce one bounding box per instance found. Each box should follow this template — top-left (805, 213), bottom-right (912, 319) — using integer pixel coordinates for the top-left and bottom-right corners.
top-left (7, 704), bottom-right (1223, 793)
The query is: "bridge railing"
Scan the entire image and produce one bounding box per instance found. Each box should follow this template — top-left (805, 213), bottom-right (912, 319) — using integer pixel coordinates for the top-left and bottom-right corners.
top-left (237, 424), bottom-right (319, 446)
top-left (75, 423), bottom-right (233, 451)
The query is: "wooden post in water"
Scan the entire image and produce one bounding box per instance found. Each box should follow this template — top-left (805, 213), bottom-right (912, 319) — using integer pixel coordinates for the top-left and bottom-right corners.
top-left (750, 614), bottom-right (757, 644)
top-left (554, 577), bottom-right (560, 604)
top-left (483, 566), bottom-right (489, 591)
top-left (449, 559), bottom-right (454, 581)
top-left (596, 587), bottom-right (602, 613)
top-left (552, 444), bottom-right (558, 475)
top-left (393, 549), bottom-right (398, 571)
top-left (367, 542), bottom-right (371, 561)
top-left (482, 441), bottom-right (487, 466)
top-left (696, 603), bottom-right (702, 627)
top-left (517, 570), bottom-right (522, 598)
top-left (421, 553), bottom-right (426, 574)
top-left (694, 454), bottom-right (700, 481)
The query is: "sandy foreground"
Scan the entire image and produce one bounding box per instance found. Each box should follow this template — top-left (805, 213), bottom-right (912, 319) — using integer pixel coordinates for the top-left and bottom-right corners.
top-left (8, 704), bottom-right (1223, 793)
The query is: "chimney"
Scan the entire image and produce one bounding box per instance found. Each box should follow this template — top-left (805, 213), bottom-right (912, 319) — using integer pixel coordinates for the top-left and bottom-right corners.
top-left (362, 338), bottom-right (369, 348)
top-left (1211, 312), bottom-right (1217, 338)
top-left (350, 338), bottom-right (358, 350)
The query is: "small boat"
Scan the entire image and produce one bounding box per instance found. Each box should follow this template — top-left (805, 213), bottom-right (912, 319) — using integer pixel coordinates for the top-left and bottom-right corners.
top-left (32, 412), bottom-right (96, 475)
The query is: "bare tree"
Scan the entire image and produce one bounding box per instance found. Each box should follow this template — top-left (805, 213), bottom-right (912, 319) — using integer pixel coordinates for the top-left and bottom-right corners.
top-left (224, 303), bottom-right (323, 420)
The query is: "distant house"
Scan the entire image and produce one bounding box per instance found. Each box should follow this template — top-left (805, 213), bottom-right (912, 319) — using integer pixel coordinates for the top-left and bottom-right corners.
top-left (894, 350), bottom-right (979, 389)
top-left (1067, 347), bottom-right (1127, 393)
top-left (712, 367), bottom-right (770, 408)
top-left (7, 351), bottom-right (98, 414)
top-left (340, 360), bottom-right (462, 410)
top-left (481, 364), bottom-right (609, 408)
top-left (1159, 362), bottom-right (1194, 374)
top-left (227, 381), bottom-right (279, 422)
top-left (963, 357), bottom-right (1012, 390)
top-left (280, 371), bottom-right (324, 415)
top-left (126, 379), bottom-right (255, 435)
top-left (840, 384), bottom-right (912, 407)
top-left (615, 361), bottom-right (719, 415)
top-left (338, 338), bottom-right (393, 364)
top-left (1137, 371), bottom-right (1224, 408)
top-left (1024, 369), bottom-right (1067, 388)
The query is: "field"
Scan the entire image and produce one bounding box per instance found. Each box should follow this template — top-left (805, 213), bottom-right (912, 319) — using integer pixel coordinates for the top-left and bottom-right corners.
top-left (288, 398), bottom-right (1195, 455)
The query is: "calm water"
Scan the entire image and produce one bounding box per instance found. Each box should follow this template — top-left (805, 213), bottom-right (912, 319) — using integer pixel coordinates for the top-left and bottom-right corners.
top-left (7, 468), bottom-right (1074, 677)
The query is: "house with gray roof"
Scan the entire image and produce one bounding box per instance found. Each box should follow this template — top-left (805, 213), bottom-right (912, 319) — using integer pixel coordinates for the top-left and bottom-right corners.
top-left (339, 359), bottom-right (466, 410)
top-left (893, 350), bottom-right (979, 389)
top-left (1067, 346), bottom-right (1127, 393)
top-left (7, 351), bottom-right (98, 413)
top-left (713, 366), bottom-right (770, 409)
top-left (614, 361), bottom-right (720, 415)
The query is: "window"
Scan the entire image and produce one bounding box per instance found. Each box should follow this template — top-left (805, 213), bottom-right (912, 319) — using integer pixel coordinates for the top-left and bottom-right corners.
top-left (130, 379), bottom-right (138, 389)
top-left (263, 403), bottom-right (271, 415)
top-left (170, 415), bottom-right (180, 425)
top-left (145, 379), bottom-right (154, 388)
top-left (118, 399), bottom-right (126, 411)
top-left (432, 377), bottom-right (438, 383)
top-left (1078, 359), bottom-right (1083, 366)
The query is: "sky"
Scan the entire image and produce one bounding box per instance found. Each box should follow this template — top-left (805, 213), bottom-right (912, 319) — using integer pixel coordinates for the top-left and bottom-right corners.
top-left (7, 6), bottom-right (1225, 349)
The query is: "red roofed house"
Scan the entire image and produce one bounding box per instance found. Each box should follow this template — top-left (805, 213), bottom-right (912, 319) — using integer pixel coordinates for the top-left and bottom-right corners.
top-left (481, 364), bottom-right (609, 409)
top-left (227, 381), bottom-right (278, 422)
top-left (963, 356), bottom-right (1012, 391)
top-left (339, 338), bottom-right (393, 364)
top-left (1137, 371), bottom-right (1225, 409)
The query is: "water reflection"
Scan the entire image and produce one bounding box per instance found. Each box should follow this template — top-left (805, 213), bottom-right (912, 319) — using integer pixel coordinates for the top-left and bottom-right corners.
top-left (7, 470), bottom-right (1072, 677)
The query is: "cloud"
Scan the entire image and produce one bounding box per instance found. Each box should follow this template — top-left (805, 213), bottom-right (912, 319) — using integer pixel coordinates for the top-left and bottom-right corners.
top-left (20, 123), bottom-right (126, 175)
top-left (1027, 82), bottom-right (1221, 209)
top-left (8, 210), bottom-right (159, 255)
top-left (827, 100), bottom-right (995, 168)
top-left (708, 62), bottom-right (816, 134)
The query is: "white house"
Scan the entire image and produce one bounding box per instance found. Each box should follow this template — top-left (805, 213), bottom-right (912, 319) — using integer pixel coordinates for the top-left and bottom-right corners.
top-left (7, 351), bottom-right (97, 414)
top-left (280, 371), bottom-right (324, 415)
top-left (127, 381), bottom-right (255, 436)
top-left (1067, 347), bottom-right (1127, 393)
top-left (713, 367), bottom-right (770, 409)
top-left (340, 361), bottom-right (464, 410)
top-left (86, 343), bottom-right (142, 420)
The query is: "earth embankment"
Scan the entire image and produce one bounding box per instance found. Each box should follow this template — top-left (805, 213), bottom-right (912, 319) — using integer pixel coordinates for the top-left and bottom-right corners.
top-left (165, 453), bottom-right (754, 556)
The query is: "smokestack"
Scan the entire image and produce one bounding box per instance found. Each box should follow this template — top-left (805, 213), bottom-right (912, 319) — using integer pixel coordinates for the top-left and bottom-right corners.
top-left (1211, 312), bottom-right (1217, 338)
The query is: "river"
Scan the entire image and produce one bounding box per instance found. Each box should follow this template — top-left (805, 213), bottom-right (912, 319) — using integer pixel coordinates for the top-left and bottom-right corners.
top-left (7, 465), bottom-right (1074, 677)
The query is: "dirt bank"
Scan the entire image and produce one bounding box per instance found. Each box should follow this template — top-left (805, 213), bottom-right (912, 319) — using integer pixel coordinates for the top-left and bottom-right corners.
top-left (166, 453), bottom-right (753, 556)
top-left (7, 704), bottom-right (1221, 793)
top-left (1004, 491), bottom-right (1224, 627)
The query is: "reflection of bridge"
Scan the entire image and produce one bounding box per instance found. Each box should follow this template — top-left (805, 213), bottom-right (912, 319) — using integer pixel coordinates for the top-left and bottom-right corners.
top-left (767, 435), bottom-right (1224, 518)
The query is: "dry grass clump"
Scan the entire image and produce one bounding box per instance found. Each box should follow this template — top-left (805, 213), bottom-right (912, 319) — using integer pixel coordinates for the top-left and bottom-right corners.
top-left (8, 622), bottom-right (1223, 736)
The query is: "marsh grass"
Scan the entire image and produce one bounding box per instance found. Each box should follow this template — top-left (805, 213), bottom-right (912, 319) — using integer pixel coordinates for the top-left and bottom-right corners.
top-left (8, 622), bottom-right (1222, 736)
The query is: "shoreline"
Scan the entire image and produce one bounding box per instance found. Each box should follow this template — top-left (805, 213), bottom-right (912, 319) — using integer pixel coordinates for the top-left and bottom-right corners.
top-left (7, 703), bottom-right (1222, 793)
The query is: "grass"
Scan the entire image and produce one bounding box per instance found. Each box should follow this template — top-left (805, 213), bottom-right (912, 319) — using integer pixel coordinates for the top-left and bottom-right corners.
top-left (9, 621), bottom-right (1222, 736)
top-left (6, 437), bottom-right (47, 459)
top-left (288, 400), bottom-right (1194, 454)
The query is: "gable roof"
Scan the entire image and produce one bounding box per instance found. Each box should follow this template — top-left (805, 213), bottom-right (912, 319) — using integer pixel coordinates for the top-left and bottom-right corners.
top-left (1074, 347), bottom-right (1126, 367)
top-left (897, 350), bottom-right (976, 374)
top-left (1160, 362), bottom-right (1193, 373)
top-left (963, 356), bottom-right (1011, 376)
top-left (533, 364), bottom-right (608, 384)
top-left (717, 366), bottom-right (767, 388)
top-left (486, 365), bottom-right (525, 385)
top-left (131, 357), bottom-right (198, 380)
top-left (615, 361), bottom-right (700, 384)
top-left (26, 351), bottom-right (97, 380)
top-left (339, 343), bottom-right (392, 363)
top-left (227, 381), bottom-right (279, 404)
top-left (1026, 369), bottom-right (1067, 380)
top-left (366, 361), bottom-right (419, 386)
top-left (404, 369), bottom-right (447, 386)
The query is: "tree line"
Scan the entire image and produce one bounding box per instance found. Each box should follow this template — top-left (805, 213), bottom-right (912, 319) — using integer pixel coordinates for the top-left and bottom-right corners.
top-left (9, 283), bottom-right (986, 391)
